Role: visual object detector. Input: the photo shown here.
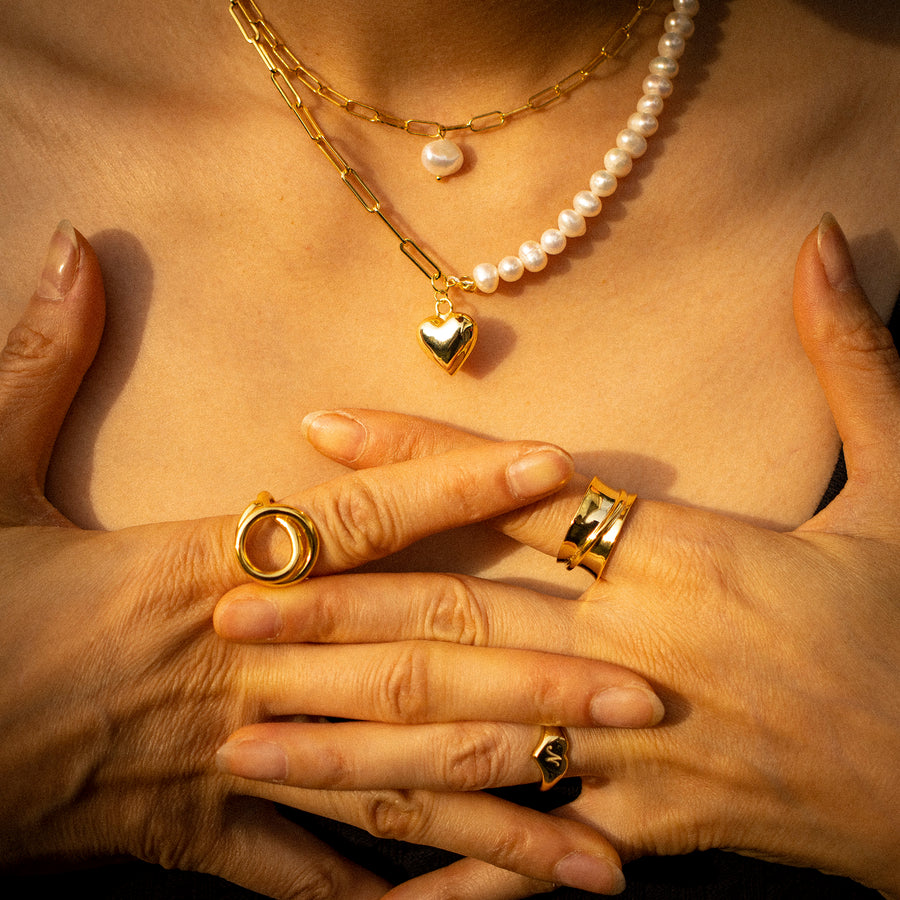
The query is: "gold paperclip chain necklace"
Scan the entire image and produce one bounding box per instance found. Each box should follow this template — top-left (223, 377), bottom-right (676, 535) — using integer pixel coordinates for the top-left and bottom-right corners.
top-left (232, 0), bottom-right (653, 181)
top-left (232, 0), bottom-right (654, 179)
top-left (254, 7), bottom-right (650, 141)
top-left (230, 0), bottom-right (660, 373)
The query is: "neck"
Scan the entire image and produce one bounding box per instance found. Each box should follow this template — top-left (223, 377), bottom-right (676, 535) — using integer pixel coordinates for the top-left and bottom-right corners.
top-left (249, 0), bottom-right (635, 115)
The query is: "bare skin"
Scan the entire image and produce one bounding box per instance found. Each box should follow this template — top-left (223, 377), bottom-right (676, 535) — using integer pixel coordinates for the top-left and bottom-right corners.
top-left (2, 0), bottom-right (896, 544)
top-left (0, 0), bottom-right (898, 896)
top-left (220, 222), bottom-right (900, 898)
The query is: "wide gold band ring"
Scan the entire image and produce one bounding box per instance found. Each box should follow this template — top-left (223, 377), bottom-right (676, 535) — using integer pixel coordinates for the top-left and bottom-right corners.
top-left (532, 726), bottom-right (569, 791)
top-left (235, 492), bottom-right (320, 585)
top-left (557, 477), bottom-right (636, 579)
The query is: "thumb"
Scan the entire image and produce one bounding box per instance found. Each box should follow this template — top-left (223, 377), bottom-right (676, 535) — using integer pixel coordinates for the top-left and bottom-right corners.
top-left (793, 213), bottom-right (900, 513)
top-left (0, 221), bottom-right (105, 524)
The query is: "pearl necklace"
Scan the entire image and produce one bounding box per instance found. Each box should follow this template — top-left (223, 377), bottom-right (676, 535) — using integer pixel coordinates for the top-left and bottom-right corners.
top-left (470, 1), bottom-right (697, 296)
top-left (231, 0), bottom-right (700, 374)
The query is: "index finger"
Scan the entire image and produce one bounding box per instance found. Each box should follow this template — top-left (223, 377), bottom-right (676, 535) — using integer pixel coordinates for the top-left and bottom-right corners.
top-left (302, 409), bottom-right (587, 554)
top-left (302, 409), bottom-right (655, 577)
top-left (216, 437), bottom-right (574, 585)
top-left (302, 410), bottom-right (751, 589)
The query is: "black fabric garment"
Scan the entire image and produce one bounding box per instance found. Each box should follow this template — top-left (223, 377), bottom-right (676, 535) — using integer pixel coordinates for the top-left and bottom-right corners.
top-left (3, 306), bottom-right (897, 898)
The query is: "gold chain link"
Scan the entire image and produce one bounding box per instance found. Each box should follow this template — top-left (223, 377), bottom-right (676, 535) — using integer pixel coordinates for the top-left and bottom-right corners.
top-left (235, 0), bottom-right (655, 140)
top-left (230, 0), bottom-right (653, 292)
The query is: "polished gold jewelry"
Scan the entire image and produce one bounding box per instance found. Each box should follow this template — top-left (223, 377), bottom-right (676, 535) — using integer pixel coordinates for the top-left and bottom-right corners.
top-left (557, 478), bottom-right (636, 579)
top-left (532, 726), bottom-right (570, 791)
top-left (235, 492), bottom-right (320, 584)
top-left (229, 1), bottom-right (650, 180)
top-left (229, 1), bottom-right (699, 373)
top-left (416, 296), bottom-right (478, 375)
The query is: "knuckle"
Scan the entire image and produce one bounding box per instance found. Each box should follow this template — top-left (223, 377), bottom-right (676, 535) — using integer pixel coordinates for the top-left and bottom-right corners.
top-left (441, 723), bottom-right (510, 790)
top-left (359, 789), bottom-right (431, 842)
top-left (0, 322), bottom-right (60, 378)
top-left (691, 526), bottom-right (749, 603)
top-left (833, 311), bottom-right (897, 363)
top-left (527, 667), bottom-right (569, 714)
top-left (480, 818), bottom-right (538, 873)
top-left (324, 476), bottom-right (397, 563)
top-left (282, 862), bottom-right (342, 900)
top-left (435, 459), bottom-right (485, 523)
top-left (150, 522), bottom-right (222, 603)
top-left (644, 511), bottom-right (740, 599)
top-left (395, 418), bottom-right (446, 460)
top-left (298, 581), bottom-right (342, 641)
top-left (323, 753), bottom-right (356, 791)
top-left (424, 575), bottom-right (489, 645)
top-left (378, 644), bottom-right (431, 721)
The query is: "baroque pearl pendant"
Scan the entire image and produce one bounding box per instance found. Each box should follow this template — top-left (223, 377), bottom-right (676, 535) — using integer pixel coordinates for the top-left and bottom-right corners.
top-left (421, 138), bottom-right (463, 179)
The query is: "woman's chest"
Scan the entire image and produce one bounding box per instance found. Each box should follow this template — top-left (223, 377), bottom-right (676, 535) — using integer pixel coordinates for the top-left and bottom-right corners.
top-left (31, 197), bottom-right (839, 541)
top-left (6, 3), bottom-right (897, 575)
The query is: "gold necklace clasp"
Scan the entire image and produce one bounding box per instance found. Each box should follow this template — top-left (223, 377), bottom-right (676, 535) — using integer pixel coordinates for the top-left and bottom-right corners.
top-left (445, 274), bottom-right (477, 293)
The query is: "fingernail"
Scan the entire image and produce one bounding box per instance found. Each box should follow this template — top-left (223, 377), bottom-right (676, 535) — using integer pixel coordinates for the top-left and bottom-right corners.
top-left (217, 597), bottom-right (282, 640)
top-left (303, 410), bottom-right (367, 462)
top-left (591, 686), bottom-right (665, 727)
top-left (506, 448), bottom-right (573, 499)
top-left (817, 213), bottom-right (859, 293)
top-left (36, 220), bottom-right (79, 301)
top-left (554, 852), bottom-right (626, 895)
top-left (216, 739), bottom-right (288, 782)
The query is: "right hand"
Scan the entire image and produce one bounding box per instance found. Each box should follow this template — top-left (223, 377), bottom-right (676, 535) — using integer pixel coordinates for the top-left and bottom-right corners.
top-left (214, 219), bottom-right (900, 899)
top-left (0, 223), bottom-right (661, 897)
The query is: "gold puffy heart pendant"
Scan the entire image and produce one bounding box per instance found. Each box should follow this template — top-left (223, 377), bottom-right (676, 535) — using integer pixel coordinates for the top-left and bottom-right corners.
top-left (417, 310), bottom-right (478, 375)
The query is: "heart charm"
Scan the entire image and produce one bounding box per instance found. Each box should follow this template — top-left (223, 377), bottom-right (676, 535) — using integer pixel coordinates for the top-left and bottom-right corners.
top-left (417, 311), bottom-right (478, 375)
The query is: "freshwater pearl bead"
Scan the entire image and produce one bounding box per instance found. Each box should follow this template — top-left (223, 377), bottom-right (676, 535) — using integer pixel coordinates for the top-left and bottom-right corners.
top-left (498, 255), bottom-right (525, 282)
top-left (643, 74), bottom-right (673, 98)
top-left (540, 228), bottom-right (567, 255)
top-left (627, 111), bottom-right (658, 137)
top-left (465, 0), bottom-right (700, 295)
top-left (421, 138), bottom-right (463, 178)
top-left (604, 147), bottom-right (633, 177)
top-left (617, 128), bottom-right (648, 158)
top-left (590, 169), bottom-right (618, 197)
top-left (665, 12), bottom-right (695, 38)
top-left (558, 208), bottom-right (587, 237)
top-left (518, 241), bottom-right (548, 272)
top-left (649, 56), bottom-right (679, 79)
top-left (673, 0), bottom-right (700, 16)
top-left (637, 93), bottom-right (664, 116)
top-left (573, 190), bottom-right (601, 217)
top-left (472, 262), bottom-right (500, 293)
top-left (658, 32), bottom-right (685, 59)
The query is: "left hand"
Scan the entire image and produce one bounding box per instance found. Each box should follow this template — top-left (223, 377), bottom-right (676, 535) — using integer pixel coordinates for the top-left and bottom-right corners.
top-left (214, 218), bottom-right (900, 898)
top-left (0, 222), bottom-right (658, 897)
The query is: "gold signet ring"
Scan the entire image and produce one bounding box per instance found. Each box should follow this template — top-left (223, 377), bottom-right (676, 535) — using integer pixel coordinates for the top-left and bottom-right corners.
top-left (557, 477), bottom-right (636, 580)
top-left (235, 492), bottom-right (320, 585)
top-left (533, 726), bottom-right (570, 791)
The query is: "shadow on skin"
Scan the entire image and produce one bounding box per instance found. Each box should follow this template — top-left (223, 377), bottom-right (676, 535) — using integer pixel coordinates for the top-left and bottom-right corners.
top-left (45, 230), bottom-right (154, 531)
top-left (794, 0), bottom-right (900, 44)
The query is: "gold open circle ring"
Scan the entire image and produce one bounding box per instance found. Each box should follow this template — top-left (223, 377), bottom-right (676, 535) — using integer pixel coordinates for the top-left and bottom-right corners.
top-left (235, 492), bottom-right (320, 585)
